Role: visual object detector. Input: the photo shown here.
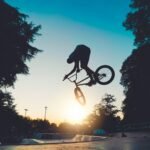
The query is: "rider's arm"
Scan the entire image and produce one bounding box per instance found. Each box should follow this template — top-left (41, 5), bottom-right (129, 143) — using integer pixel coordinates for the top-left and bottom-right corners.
top-left (76, 60), bottom-right (80, 72)
top-left (63, 61), bottom-right (79, 80)
top-left (67, 61), bottom-right (78, 76)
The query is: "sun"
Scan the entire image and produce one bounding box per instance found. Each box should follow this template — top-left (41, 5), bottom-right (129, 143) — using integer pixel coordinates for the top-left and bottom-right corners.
top-left (64, 100), bottom-right (88, 124)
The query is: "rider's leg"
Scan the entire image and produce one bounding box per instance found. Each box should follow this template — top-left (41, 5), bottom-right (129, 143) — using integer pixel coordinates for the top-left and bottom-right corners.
top-left (80, 50), bottom-right (96, 85)
top-left (85, 67), bottom-right (96, 83)
top-left (81, 63), bottom-right (96, 85)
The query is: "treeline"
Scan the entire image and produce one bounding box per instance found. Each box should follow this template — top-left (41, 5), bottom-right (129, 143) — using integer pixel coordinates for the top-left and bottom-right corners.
top-left (85, 94), bottom-right (121, 133)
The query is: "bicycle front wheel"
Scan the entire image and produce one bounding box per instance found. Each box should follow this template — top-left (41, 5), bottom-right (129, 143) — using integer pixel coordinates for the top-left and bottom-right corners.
top-left (74, 87), bottom-right (86, 105)
top-left (95, 65), bottom-right (115, 85)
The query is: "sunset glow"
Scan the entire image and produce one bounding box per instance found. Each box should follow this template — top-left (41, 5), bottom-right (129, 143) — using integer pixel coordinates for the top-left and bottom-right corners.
top-left (64, 100), bottom-right (88, 124)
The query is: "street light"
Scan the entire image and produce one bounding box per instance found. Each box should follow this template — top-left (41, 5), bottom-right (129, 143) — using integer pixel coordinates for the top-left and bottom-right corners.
top-left (24, 109), bottom-right (28, 117)
top-left (44, 106), bottom-right (48, 120)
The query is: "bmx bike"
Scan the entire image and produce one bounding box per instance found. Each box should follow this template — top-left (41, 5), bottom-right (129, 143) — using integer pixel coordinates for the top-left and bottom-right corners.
top-left (64, 65), bottom-right (115, 105)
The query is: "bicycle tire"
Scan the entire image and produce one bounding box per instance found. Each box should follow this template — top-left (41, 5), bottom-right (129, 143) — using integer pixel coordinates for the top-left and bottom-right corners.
top-left (95, 65), bottom-right (115, 85)
top-left (74, 87), bottom-right (86, 105)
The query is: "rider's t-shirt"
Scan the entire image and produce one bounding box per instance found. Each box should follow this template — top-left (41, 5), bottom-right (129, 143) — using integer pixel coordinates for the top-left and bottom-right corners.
top-left (68, 45), bottom-right (91, 62)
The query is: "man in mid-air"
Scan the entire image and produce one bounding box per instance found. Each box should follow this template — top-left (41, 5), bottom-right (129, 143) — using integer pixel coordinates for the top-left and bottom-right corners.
top-left (63, 44), bottom-right (96, 86)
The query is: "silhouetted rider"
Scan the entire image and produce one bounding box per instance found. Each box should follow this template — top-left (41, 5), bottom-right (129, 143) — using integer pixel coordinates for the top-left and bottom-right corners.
top-left (63, 44), bottom-right (96, 86)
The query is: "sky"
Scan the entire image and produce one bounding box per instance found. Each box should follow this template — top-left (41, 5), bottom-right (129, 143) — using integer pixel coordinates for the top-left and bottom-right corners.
top-left (5, 0), bottom-right (134, 124)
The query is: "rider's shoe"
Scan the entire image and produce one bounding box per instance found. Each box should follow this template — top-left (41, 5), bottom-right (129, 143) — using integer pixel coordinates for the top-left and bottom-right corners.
top-left (94, 73), bottom-right (99, 79)
top-left (87, 82), bottom-right (92, 86)
top-left (87, 80), bottom-right (96, 86)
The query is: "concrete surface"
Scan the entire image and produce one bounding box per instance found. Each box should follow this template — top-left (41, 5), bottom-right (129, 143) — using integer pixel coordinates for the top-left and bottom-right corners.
top-left (1, 132), bottom-right (150, 150)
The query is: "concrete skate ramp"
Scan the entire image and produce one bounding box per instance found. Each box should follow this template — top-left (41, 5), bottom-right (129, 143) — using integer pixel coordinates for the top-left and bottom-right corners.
top-left (73, 134), bottom-right (106, 142)
top-left (21, 135), bottom-right (106, 145)
top-left (21, 139), bottom-right (45, 145)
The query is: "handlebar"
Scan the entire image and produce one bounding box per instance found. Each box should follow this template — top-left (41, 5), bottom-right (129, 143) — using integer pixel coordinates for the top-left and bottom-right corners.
top-left (63, 69), bottom-right (90, 87)
top-left (63, 69), bottom-right (82, 82)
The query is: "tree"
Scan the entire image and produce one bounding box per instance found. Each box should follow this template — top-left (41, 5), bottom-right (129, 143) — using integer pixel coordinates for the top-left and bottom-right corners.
top-left (0, 0), bottom-right (41, 88)
top-left (32, 119), bottom-right (51, 133)
top-left (0, 1), bottom-right (42, 143)
top-left (121, 0), bottom-right (150, 123)
top-left (86, 94), bottom-right (120, 132)
top-left (101, 94), bottom-right (119, 116)
top-left (49, 123), bottom-right (58, 132)
top-left (123, 0), bottom-right (150, 47)
top-left (0, 90), bottom-right (15, 110)
top-left (58, 122), bottom-right (76, 133)
top-left (0, 0), bottom-right (41, 111)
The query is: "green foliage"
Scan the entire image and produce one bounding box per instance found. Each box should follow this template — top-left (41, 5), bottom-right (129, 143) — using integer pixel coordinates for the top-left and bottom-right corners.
top-left (32, 119), bottom-right (51, 133)
top-left (0, 1), bottom-right (42, 143)
top-left (0, 1), bottom-right (42, 87)
top-left (123, 0), bottom-right (150, 46)
top-left (86, 94), bottom-right (120, 132)
top-left (0, 90), bottom-right (15, 109)
top-left (121, 0), bottom-right (150, 123)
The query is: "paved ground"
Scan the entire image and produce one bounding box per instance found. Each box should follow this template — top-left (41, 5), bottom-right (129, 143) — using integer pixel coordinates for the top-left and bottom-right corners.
top-left (1, 132), bottom-right (150, 150)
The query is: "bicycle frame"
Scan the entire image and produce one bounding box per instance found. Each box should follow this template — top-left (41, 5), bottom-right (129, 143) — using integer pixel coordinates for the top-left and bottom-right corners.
top-left (67, 71), bottom-right (105, 87)
top-left (67, 71), bottom-right (90, 87)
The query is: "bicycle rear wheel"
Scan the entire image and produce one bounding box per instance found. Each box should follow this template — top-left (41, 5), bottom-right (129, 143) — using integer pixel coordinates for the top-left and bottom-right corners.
top-left (95, 65), bottom-right (115, 85)
top-left (74, 87), bottom-right (86, 105)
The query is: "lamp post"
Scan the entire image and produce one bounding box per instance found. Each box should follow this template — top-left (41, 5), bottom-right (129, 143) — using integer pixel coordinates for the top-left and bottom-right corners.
top-left (24, 109), bottom-right (28, 117)
top-left (44, 106), bottom-right (48, 120)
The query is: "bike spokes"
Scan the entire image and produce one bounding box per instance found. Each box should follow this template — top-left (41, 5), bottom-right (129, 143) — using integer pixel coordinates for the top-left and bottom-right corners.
top-left (74, 87), bottom-right (86, 105)
top-left (95, 65), bottom-right (115, 85)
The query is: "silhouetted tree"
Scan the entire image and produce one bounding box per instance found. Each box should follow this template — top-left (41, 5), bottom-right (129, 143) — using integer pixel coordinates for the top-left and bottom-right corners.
top-left (123, 0), bottom-right (150, 47)
top-left (58, 122), bottom-right (77, 133)
top-left (0, 1), bottom-right (41, 143)
top-left (0, 90), bottom-right (18, 142)
top-left (0, 90), bottom-right (15, 110)
top-left (32, 119), bottom-right (51, 133)
top-left (101, 94), bottom-right (119, 116)
top-left (86, 94), bottom-right (120, 132)
top-left (0, 0), bottom-right (41, 88)
top-left (121, 0), bottom-right (150, 123)
top-left (49, 123), bottom-right (58, 132)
